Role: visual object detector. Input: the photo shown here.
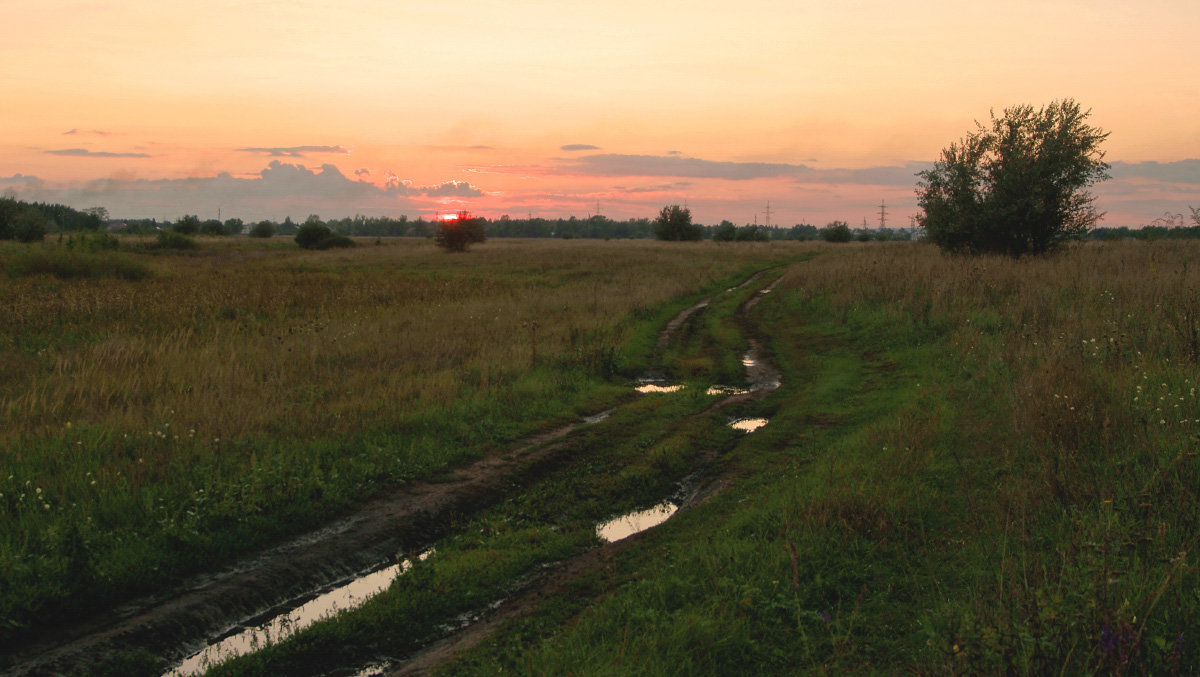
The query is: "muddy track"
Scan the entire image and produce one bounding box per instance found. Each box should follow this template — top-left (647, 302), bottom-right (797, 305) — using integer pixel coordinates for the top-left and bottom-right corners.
top-left (5, 267), bottom-right (785, 676)
top-left (388, 273), bottom-right (787, 675)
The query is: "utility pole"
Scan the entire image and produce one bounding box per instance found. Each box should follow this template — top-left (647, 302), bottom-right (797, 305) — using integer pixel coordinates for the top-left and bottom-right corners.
top-left (878, 200), bottom-right (887, 229)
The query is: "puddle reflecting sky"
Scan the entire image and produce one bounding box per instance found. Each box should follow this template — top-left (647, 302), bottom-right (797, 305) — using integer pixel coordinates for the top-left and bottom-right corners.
top-left (730, 418), bottom-right (769, 433)
top-left (706, 385), bottom-right (749, 396)
top-left (635, 384), bottom-right (685, 394)
top-left (166, 552), bottom-right (432, 677)
top-left (595, 502), bottom-right (678, 543)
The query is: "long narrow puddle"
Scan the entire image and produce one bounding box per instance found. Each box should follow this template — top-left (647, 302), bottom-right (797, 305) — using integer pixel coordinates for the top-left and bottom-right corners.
top-left (165, 551), bottom-right (432, 677)
top-left (595, 502), bottom-right (679, 543)
top-left (159, 406), bottom-right (622, 676)
top-left (636, 383), bottom-right (685, 394)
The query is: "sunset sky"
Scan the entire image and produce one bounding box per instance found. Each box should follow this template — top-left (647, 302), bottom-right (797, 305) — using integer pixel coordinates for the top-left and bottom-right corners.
top-left (2, 0), bottom-right (1198, 227)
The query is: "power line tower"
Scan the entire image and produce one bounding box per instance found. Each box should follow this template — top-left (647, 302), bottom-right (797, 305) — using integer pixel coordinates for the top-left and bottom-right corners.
top-left (763, 200), bottom-right (773, 228)
top-left (878, 200), bottom-right (887, 229)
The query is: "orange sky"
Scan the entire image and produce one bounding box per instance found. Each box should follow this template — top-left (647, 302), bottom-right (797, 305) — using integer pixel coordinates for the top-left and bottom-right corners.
top-left (2, 0), bottom-right (1198, 226)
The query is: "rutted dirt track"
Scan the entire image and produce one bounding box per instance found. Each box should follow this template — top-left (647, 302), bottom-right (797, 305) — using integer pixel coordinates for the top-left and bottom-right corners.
top-left (7, 268), bottom-right (785, 676)
top-left (390, 273), bottom-right (785, 676)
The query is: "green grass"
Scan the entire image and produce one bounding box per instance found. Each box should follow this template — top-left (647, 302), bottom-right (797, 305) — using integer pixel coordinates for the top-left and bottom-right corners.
top-left (0, 236), bottom-right (807, 658)
top-left (11, 239), bottom-right (1200, 675)
top-left (436, 243), bottom-right (1200, 675)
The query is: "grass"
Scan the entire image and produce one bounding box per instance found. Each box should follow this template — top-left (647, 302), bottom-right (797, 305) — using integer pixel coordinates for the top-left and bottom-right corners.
top-left (8, 237), bottom-right (1200, 675)
top-left (0, 236), bottom-right (803, 654)
top-left (434, 240), bottom-right (1200, 675)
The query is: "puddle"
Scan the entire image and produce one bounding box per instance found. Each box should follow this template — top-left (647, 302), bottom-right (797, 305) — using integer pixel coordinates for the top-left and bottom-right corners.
top-left (595, 501), bottom-right (679, 543)
top-left (706, 385), bottom-right (748, 396)
top-left (635, 383), bottom-right (685, 394)
top-left (729, 417), bottom-right (769, 433)
top-left (583, 410), bottom-right (613, 424)
top-left (165, 551), bottom-right (433, 676)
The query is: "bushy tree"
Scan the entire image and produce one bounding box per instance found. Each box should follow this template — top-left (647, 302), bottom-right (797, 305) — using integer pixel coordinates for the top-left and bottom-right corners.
top-left (248, 221), bottom-right (275, 238)
top-left (917, 99), bottom-right (1110, 257)
top-left (295, 220), bottom-right (355, 249)
top-left (713, 220), bottom-right (737, 241)
top-left (173, 215), bottom-right (201, 235)
top-left (654, 205), bottom-right (702, 241)
top-left (434, 212), bottom-right (487, 252)
top-left (820, 221), bottom-right (853, 242)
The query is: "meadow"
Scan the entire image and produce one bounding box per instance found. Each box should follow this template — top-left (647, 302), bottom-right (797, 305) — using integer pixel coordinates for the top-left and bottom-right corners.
top-left (0, 236), bottom-right (800, 656)
top-left (3, 236), bottom-right (1198, 674)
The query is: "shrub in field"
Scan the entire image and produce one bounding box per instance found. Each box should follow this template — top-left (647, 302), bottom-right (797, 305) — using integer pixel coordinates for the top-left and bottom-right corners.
top-left (156, 230), bottom-right (197, 249)
top-left (173, 215), bottom-right (201, 235)
top-left (820, 220), bottom-right (853, 242)
top-left (917, 99), bottom-right (1109, 257)
top-left (295, 222), bottom-right (355, 249)
top-left (713, 220), bottom-right (737, 242)
top-left (248, 220), bottom-right (275, 238)
top-left (653, 205), bottom-right (702, 241)
top-left (434, 212), bottom-right (487, 252)
top-left (295, 221), bottom-right (331, 249)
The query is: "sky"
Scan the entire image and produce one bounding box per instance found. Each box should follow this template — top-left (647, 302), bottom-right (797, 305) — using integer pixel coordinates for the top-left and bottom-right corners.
top-left (2, 0), bottom-right (1198, 228)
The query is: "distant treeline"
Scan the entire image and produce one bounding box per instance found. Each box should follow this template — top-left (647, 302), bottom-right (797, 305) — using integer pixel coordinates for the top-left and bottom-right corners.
top-left (115, 213), bottom-right (923, 242)
top-left (7, 196), bottom-right (1200, 243)
top-left (1090, 225), bottom-right (1200, 241)
top-left (0, 197), bottom-right (105, 241)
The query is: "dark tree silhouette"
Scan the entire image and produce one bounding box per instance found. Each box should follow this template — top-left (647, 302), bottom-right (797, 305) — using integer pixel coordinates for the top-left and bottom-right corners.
top-left (917, 99), bottom-right (1109, 257)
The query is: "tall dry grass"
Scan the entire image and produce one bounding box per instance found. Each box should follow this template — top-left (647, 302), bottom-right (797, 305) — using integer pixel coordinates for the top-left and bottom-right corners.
top-left (1, 239), bottom-right (799, 442)
top-left (0, 236), bottom-right (805, 641)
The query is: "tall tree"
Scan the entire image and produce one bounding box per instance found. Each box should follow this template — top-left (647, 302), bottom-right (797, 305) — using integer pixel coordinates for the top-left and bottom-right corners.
top-left (917, 99), bottom-right (1109, 257)
top-left (653, 205), bottom-right (702, 241)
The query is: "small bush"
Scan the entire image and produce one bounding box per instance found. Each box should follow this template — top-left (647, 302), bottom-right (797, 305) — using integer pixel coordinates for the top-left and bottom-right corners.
top-left (820, 221), bottom-right (853, 243)
top-left (434, 213), bottom-right (487, 252)
top-left (248, 221), bottom-right (275, 238)
top-left (77, 232), bottom-right (121, 252)
top-left (155, 230), bottom-right (197, 250)
top-left (295, 223), bottom-right (355, 250)
top-left (173, 215), bottom-right (201, 235)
